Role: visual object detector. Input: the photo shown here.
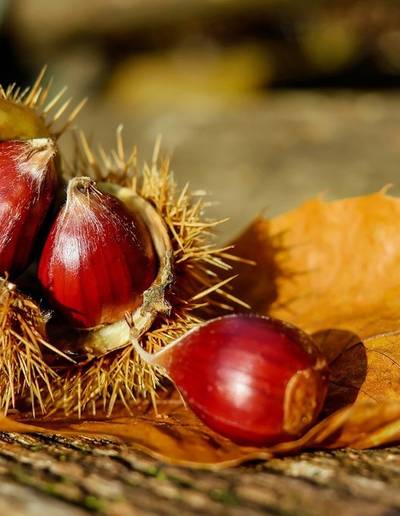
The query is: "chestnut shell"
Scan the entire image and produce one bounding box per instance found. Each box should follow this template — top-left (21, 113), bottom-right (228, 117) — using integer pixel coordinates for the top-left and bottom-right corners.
top-left (0, 139), bottom-right (57, 277)
top-left (156, 314), bottom-right (329, 446)
top-left (38, 178), bottom-right (157, 329)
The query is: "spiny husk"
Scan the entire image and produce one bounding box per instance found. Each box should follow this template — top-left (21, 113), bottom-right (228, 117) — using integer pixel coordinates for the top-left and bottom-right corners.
top-left (0, 278), bottom-right (59, 416)
top-left (0, 66), bottom-right (86, 141)
top-left (54, 129), bottom-right (249, 415)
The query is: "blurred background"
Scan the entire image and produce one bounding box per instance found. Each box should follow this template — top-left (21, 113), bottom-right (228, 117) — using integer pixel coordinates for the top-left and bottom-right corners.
top-left (2, 0), bottom-right (400, 238)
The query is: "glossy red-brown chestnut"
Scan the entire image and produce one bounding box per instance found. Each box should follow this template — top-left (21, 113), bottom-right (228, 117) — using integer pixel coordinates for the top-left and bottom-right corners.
top-left (0, 138), bottom-right (57, 277)
top-left (133, 314), bottom-right (329, 446)
top-left (37, 177), bottom-right (157, 329)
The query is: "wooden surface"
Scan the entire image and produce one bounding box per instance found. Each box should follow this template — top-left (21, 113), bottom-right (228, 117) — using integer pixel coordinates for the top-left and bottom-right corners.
top-left (0, 432), bottom-right (400, 515)
top-left (3, 93), bottom-right (400, 514)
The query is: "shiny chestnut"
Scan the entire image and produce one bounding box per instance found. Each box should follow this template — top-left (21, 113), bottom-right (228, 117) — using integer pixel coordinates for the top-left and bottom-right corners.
top-left (0, 138), bottom-right (57, 277)
top-left (38, 177), bottom-right (157, 328)
top-left (133, 314), bottom-right (329, 446)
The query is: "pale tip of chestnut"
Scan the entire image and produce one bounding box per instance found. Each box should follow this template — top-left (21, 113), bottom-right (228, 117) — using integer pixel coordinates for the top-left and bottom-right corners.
top-left (17, 137), bottom-right (56, 177)
top-left (67, 176), bottom-right (93, 194)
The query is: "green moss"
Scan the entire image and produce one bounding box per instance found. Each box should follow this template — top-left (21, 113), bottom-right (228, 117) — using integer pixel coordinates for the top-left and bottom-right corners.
top-left (83, 495), bottom-right (107, 512)
top-left (146, 466), bottom-right (166, 480)
top-left (209, 488), bottom-right (238, 506)
top-left (42, 483), bottom-right (59, 496)
top-left (28, 445), bottom-right (45, 452)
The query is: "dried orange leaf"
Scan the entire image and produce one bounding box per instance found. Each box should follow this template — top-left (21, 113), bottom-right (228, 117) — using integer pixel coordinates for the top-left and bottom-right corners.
top-left (233, 192), bottom-right (400, 339)
top-left (0, 395), bottom-right (396, 468)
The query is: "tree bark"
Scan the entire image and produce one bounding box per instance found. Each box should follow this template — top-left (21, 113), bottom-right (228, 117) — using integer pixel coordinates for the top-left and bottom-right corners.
top-left (0, 432), bottom-right (399, 515)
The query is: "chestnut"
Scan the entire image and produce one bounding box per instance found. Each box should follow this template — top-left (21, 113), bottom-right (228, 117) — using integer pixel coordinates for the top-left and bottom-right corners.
top-left (0, 138), bottom-right (57, 277)
top-left (132, 314), bottom-right (329, 446)
top-left (38, 176), bottom-right (157, 328)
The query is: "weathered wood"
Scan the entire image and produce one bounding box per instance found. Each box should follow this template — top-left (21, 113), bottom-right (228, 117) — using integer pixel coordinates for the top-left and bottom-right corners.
top-left (0, 432), bottom-right (400, 515)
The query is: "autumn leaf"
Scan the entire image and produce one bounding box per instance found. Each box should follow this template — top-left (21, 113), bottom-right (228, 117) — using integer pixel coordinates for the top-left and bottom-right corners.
top-left (1, 396), bottom-right (400, 469)
top-left (2, 191), bottom-right (400, 468)
top-left (233, 192), bottom-right (400, 339)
